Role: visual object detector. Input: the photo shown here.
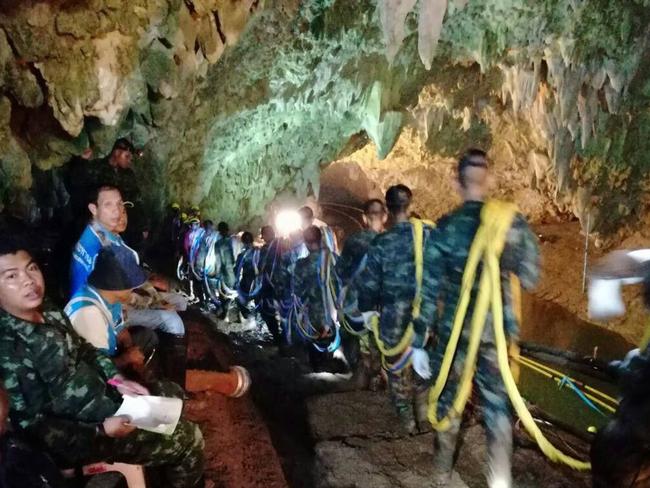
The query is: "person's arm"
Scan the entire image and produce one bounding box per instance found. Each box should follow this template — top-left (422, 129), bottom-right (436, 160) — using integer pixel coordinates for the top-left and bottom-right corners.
top-left (67, 306), bottom-right (111, 353)
top-left (25, 332), bottom-right (118, 422)
top-left (508, 214), bottom-right (540, 291)
top-left (335, 238), bottom-right (355, 284)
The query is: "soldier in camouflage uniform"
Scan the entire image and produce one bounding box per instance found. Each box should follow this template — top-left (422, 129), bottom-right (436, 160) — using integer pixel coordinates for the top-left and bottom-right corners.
top-left (211, 221), bottom-right (238, 322)
top-left (214, 222), bottom-right (237, 291)
top-left (425, 149), bottom-right (540, 488)
top-left (293, 226), bottom-right (338, 371)
top-left (0, 238), bottom-right (205, 487)
top-left (256, 226), bottom-right (283, 346)
top-left (336, 199), bottom-right (387, 389)
top-left (350, 185), bottom-right (436, 433)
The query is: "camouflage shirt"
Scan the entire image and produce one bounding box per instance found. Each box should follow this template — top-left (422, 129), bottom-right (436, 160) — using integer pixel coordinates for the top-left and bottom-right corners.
top-left (294, 250), bottom-right (334, 334)
top-left (351, 221), bottom-right (435, 349)
top-left (0, 307), bottom-right (120, 443)
top-left (236, 246), bottom-right (259, 294)
top-left (335, 229), bottom-right (378, 285)
top-left (425, 201), bottom-right (540, 348)
top-left (215, 236), bottom-right (236, 288)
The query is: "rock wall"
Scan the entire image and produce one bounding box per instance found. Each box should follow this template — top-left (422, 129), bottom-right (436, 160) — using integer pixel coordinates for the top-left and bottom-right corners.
top-left (0, 1), bottom-right (649, 232)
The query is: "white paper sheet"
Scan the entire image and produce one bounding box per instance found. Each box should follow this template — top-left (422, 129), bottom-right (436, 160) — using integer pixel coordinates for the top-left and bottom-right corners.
top-left (114, 395), bottom-right (183, 436)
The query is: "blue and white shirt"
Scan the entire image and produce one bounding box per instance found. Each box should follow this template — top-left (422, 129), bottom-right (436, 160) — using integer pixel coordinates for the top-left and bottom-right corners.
top-left (69, 221), bottom-right (140, 296)
top-left (64, 285), bottom-right (125, 356)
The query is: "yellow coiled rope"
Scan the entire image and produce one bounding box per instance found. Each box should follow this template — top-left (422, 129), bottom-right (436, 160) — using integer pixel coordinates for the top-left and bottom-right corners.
top-left (427, 200), bottom-right (592, 471)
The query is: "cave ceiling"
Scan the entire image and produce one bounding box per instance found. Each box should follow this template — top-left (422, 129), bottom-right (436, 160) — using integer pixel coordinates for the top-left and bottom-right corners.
top-left (0, 0), bottom-right (648, 232)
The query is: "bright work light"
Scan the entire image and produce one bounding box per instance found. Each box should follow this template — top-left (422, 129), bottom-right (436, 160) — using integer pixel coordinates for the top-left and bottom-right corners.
top-left (275, 209), bottom-right (302, 238)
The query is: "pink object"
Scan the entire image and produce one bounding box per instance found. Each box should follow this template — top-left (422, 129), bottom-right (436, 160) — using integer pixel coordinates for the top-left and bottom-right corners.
top-left (107, 378), bottom-right (123, 388)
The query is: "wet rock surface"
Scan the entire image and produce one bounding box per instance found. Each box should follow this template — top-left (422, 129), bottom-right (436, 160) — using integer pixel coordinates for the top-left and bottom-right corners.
top-left (213, 314), bottom-right (593, 488)
top-left (309, 390), bottom-right (590, 488)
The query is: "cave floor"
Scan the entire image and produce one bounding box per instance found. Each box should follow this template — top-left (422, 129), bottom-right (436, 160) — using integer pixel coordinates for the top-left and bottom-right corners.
top-left (193, 309), bottom-right (593, 488)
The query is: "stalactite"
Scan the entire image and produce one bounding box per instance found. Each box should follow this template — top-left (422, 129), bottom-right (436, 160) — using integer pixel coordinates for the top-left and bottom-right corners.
top-left (377, 0), bottom-right (417, 64)
top-left (418, 0), bottom-right (448, 70)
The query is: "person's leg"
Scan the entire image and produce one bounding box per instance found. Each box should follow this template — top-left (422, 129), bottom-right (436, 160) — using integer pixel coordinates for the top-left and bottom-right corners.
top-left (432, 416), bottom-right (461, 487)
top-left (386, 366), bottom-right (416, 434)
top-left (159, 291), bottom-right (188, 312)
top-left (476, 348), bottom-right (512, 488)
top-left (126, 309), bottom-right (185, 336)
top-left (109, 420), bottom-right (204, 488)
top-left (431, 351), bottom-right (465, 486)
top-left (37, 419), bottom-right (204, 488)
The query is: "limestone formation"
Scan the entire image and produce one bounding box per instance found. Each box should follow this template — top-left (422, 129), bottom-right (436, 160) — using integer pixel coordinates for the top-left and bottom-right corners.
top-left (0, 0), bottom-right (647, 233)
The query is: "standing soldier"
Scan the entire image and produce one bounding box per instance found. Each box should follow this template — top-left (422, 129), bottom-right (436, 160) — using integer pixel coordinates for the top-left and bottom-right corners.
top-left (351, 185), bottom-right (436, 433)
top-left (293, 226), bottom-right (339, 371)
top-left (214, 222), bottom-right (238, 321)
top-left (337, 199), bottom-right (387, 389)
top-left (426, 149), bottom-right (540, 488)
top-left (257, 226), bottom-right (284, 347)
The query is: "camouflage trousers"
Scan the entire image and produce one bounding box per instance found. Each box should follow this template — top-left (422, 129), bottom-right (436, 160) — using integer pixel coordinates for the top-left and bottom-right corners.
top-left (37, 381), bottom-right (205, 488)
top-left (386, 362), bottom-right (429, 432)
top-left (432, 344), bottom-right (512, 488)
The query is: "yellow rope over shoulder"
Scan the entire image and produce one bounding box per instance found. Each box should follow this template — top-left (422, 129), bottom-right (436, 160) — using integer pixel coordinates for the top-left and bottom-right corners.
top-left (371, 218), bottom-right (433, 359)
top-left (427, 200), bottom-right (591, 471)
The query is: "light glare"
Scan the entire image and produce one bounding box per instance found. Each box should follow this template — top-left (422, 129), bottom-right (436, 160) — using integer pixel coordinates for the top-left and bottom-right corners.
top-left (275, 209), bottom-right (302, 237)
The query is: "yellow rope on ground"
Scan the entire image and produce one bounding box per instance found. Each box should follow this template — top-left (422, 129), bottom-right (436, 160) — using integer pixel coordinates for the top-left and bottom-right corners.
top-left (427, 200), bottom-right (592, 471)
top-left (515, 355), bottom-right (618, 412)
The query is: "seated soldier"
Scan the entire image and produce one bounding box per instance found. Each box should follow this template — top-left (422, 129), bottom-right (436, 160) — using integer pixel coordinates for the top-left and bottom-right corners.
top-left (0, 237), bottom-right (205, 487)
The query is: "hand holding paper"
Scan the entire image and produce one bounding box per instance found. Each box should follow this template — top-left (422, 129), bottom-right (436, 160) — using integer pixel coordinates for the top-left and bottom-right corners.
top-left (114, 395), bottom-right (183, 436)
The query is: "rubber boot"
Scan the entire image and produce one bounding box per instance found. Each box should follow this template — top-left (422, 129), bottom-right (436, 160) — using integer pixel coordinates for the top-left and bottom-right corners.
top-left (432, 417), bottom-right (461, 486)
top-left (160, 332), bottom-right (187, 389)
top-left (186, 366), bottom-right (251, 397)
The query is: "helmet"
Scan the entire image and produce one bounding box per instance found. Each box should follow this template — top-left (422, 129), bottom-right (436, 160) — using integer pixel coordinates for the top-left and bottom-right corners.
top-left (171, 202), bottom-right (180, 210)
top-left (190, 205), bottom-right (200, 212)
